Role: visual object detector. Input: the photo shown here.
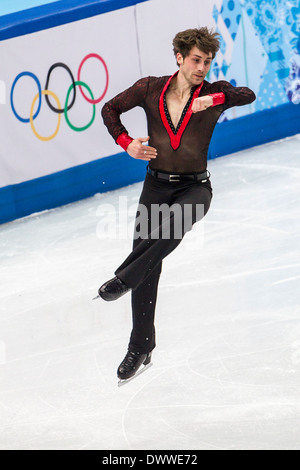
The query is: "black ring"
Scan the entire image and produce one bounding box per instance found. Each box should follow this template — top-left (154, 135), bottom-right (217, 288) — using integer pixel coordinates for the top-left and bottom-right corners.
top-left (44, 63), bottom-right (76, 114)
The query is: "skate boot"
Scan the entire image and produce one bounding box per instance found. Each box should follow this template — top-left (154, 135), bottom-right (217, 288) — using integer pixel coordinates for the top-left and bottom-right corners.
top-left (117, 350), bottom-right (152, 386)
top-left (98, 276), bottom-right (131, 301)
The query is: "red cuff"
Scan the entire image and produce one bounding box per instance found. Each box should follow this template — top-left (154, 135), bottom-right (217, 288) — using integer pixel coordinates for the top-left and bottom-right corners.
top-left (116, 132), bottom-right (133, 151)
top-left (208, 93), bottom-right (225, 106)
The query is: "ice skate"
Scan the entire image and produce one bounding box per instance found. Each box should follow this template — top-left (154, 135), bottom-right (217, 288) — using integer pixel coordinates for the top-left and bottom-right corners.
top-left (117, 351), bottom-right (152, 387)
top-left (94, 276), bottom-right (131, 301)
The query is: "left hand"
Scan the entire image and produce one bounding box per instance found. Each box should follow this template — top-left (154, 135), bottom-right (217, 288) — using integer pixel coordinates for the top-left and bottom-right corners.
top-left (192, 96), bottom-right (213, 113)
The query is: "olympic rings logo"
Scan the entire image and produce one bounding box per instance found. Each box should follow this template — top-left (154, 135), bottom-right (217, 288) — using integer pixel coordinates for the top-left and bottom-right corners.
top-left (10, 53), bottom-right (109, 142)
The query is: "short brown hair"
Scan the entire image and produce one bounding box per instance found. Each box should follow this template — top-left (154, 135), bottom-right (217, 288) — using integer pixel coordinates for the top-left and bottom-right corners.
top-left (173, 27), bottom-right (220, 64)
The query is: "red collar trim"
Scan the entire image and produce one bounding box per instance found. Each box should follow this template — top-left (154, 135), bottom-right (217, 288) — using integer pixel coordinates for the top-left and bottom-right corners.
top-left (159, 71), bottom-right (204, 150)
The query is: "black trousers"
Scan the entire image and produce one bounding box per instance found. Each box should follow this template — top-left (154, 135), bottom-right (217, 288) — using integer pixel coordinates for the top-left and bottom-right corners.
top-left (115, 170), bottom-right (213, 354)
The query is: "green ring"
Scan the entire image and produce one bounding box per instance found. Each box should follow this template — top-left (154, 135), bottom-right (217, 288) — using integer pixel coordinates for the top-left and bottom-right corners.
top-left (64, 81), bottom-right (96, 132)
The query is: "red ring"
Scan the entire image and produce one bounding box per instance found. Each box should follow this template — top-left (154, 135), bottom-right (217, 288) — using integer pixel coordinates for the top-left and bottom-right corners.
top-left (77, 53), bottom-right (109, 104)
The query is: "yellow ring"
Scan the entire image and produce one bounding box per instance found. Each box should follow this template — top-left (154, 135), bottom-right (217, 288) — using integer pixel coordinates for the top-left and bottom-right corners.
top-left (30, 90), bottom-right (61, 141)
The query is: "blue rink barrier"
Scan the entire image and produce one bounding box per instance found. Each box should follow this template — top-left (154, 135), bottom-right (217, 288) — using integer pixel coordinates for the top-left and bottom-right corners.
top-left (0, 0), bottom-right (149, 40)
top-left (208, 101), bottom-right (300, 159)
top-left (1, 101), bottom-right (300, 225)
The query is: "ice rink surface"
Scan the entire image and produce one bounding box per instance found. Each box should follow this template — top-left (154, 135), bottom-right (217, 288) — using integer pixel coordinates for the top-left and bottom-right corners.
top-left (0, 135), bottom-right (300, 450)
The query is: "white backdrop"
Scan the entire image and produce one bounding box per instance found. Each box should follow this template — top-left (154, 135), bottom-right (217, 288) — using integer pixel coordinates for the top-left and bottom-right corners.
top-left (136, 0), bottom-right (215, 77)
top-left (0, 5), bottom-right (146, 188)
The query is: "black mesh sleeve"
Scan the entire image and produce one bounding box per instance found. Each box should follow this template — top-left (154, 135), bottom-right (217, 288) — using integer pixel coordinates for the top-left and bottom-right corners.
top-left (211, 80), bottom-right (256, 110)
top-left (101, 77), bottom-right (150, 142)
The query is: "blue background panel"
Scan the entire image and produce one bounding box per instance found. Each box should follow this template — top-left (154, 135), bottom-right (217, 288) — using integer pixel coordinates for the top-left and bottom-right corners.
top-left (0, 0), bottom-right (148, 40)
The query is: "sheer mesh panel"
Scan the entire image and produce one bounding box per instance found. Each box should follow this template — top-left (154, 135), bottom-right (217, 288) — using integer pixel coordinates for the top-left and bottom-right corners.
top-left (101, 75), bottom-right (256, 174)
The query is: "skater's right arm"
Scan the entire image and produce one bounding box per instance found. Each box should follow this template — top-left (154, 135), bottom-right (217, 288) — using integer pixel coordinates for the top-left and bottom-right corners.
top-left (101, 77), bottom-right (157, 161)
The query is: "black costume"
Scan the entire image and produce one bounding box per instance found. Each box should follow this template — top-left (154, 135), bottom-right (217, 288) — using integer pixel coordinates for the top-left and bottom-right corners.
top-left (101, 71), bottom-right (256, 354)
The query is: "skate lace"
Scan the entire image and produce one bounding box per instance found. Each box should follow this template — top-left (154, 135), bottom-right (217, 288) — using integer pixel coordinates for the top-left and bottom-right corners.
top-left (121, 352), bottom-right (141, 371)
top-left (116, 278), bottom-right (130, 293)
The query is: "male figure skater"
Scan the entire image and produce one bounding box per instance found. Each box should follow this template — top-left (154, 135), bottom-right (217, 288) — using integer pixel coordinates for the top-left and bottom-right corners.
top-left (99, 28), bottom-right (256, 383)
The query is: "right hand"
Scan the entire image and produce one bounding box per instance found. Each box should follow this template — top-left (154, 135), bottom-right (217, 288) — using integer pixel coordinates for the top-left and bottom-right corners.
top-left (127, 137), bottom-right (157, 161)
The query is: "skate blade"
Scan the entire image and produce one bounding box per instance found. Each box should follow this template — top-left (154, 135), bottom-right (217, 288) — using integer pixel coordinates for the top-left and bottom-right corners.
top-left (117, 362), bottom-right (153, 387)
top-left (92, 295), bottom-right (100, 300)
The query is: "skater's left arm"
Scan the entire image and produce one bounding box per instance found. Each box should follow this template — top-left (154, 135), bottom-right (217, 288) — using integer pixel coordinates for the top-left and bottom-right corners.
top-left (213, 80), bottom-right (256, 110)
top-left (192, 81), bottom-right (255, 113)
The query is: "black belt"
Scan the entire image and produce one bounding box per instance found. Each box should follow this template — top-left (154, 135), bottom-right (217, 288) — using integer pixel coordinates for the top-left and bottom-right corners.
top-left (147, 165), bottom-right (210, 183)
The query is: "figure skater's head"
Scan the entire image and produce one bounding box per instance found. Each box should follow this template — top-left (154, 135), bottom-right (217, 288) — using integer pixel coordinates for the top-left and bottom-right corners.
top-left (172, 28), bottom-right (220, 86)
top-left (173, 27), bottom-right (220, 66)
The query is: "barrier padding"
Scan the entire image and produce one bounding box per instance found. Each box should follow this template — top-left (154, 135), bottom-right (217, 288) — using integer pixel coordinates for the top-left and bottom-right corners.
top-left (0, 0), bottom-right (148, 40)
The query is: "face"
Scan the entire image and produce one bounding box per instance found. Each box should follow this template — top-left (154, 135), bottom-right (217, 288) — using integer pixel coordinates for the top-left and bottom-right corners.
top-left (177, 46), bottom-right (213, 86)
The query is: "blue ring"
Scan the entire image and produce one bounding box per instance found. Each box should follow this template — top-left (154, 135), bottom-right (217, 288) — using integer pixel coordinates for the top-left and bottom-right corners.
top-left (10, 72), bottom-right (42, 123)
